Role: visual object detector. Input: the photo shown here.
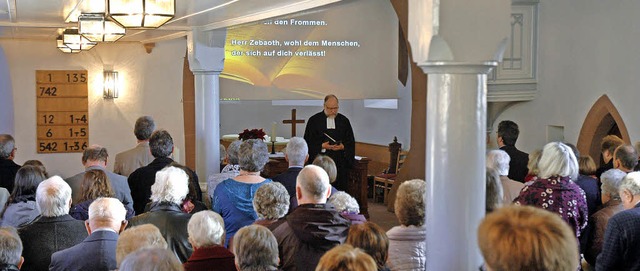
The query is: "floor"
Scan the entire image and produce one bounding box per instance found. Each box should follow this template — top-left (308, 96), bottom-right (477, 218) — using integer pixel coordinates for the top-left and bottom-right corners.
top-left (366, 199), bottom-right (399, 231)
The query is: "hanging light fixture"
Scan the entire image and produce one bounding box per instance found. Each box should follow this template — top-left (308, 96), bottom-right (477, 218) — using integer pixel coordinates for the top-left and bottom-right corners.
top-left (78, 13), bottom-right (126, 42)
top-left (103, 70), bottom-right (119, 99)
top-left (107, 0), bottom-right (175, 29)
top-left (63, 28), bottom-right (97, 51)
top-left (56, 36), bottom-right (80, 54)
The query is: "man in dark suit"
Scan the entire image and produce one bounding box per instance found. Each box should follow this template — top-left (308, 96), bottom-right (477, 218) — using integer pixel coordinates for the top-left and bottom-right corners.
top-left (128, 130), bottom-right (200, 215)
top-left (272, 137), bottom-right (308, 212)
top-left (49, 197), bottom-right (128, 271)
top-left (65, 145), bottom-right (134, 213)
top-left (497, 120), bottom-right (529, 183)
top-left (19, 176), bottom-right (87, 271)
top-left (0, 134), bottom-right (21, 192)
top-left (303, 95), bottom-right (355, 191)
top-left (597, 171), bottom-right (640, 270)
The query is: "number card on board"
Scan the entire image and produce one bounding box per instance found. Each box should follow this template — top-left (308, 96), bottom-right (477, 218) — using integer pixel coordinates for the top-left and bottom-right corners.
top-left (36, 70), bottom-right (89, 153)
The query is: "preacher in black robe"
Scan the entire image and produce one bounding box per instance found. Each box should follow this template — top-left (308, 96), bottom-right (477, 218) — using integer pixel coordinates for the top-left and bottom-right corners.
top-left (303, 95), bottom-right (355, 191)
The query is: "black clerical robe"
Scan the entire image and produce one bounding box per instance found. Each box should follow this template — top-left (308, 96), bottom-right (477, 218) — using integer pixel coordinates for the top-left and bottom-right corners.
top-left (303, 111), bottom-right (355, 191)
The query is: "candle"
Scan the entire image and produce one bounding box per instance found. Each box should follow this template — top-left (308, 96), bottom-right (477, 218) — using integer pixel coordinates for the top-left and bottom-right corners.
top-left (271, 122), bottom-right (277, 142)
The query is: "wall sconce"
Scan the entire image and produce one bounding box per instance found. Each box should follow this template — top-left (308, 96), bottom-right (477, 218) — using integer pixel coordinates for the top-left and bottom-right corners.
top-left (63, 28), bottom-right (97, 51)
top-left (107, 0), bottom-right (175, 29)
top-left (103, 70), bottom-right (119, 99)
top-left (78, 13), bottom-right (126, 42)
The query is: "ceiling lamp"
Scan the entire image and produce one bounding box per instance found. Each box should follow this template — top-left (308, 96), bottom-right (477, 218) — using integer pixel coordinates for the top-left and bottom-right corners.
top-left (56, 36), bottom-right (80, 54)
top-left (63, 28), bottom-right (97, 51)
top-left (107, 0), bottom-right (175, 29)
top-left (78, 13), bottom-right (126, 42)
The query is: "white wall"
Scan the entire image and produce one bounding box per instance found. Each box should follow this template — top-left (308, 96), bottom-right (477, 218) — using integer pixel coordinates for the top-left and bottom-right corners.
top-left (1, 39), bottom-right (186, 178)
top-left (495, 0), bottom-right (640, 153)
top-left (219, 73), bottom-right (412, 150)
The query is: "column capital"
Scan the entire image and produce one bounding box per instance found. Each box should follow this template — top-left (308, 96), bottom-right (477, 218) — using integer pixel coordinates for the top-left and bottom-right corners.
top-left (418, 61), bottom-right (497, 74)
top-left (187, 29), bottom-right (226, 73)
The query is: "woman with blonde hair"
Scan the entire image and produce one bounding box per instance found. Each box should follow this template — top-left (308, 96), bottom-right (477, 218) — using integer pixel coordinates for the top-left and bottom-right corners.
top-left (316, 244), bottom-right (377, 271)
top-left (524, 149), bottom-right (542, 183)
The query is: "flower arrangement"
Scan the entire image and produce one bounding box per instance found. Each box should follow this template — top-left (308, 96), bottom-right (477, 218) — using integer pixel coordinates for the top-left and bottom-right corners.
top-left (238, 128), bottom-right (266, 140)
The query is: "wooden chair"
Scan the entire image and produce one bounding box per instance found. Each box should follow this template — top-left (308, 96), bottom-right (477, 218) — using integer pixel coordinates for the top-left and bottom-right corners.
top-left (374, 150), bottom-right (408, 204)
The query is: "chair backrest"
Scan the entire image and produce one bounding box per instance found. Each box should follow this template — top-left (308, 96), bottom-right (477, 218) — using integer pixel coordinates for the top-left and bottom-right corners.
top-left (396, 150), bottom-right (409, 173)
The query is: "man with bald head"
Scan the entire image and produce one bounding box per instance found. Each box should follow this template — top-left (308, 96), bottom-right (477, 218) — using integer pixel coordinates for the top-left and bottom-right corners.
top-left (50, 198), bottom-right (128, 271)
top-left (614, 144), bottom-right (638, 173)
top-left (272, 165), bottom-right (350, 271)
top-left (303, 95), bottom-right (355, 191)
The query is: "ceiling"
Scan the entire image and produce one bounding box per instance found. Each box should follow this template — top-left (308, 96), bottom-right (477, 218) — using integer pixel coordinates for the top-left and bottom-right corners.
top-left (0, 0), bottom-right (343, 43)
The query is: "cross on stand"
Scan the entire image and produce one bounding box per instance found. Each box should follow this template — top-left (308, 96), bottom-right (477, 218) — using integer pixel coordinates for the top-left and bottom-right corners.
top-left (282, 109), bottom-right (305, 137)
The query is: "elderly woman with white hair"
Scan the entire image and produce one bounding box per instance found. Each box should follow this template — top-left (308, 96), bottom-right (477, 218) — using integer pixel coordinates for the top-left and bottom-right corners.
top-left (585, 168), bottom-right (626, 266)
top-left (597, 172), bottom-right (640, 270)
top-left (213, 139), bottom-right (272, 247)
top-left (328, 191), bottom-right (366, 224)
top-left (386, 179), bottom-right (427, 271)
top-left (514, 142), bottom-right (588, 239)
top-left (486, 149), bottom-right (524, 204)
top-left (183, 211), bottom-right (236, 271)
top-left (128, 166), bottom-right (193, 263)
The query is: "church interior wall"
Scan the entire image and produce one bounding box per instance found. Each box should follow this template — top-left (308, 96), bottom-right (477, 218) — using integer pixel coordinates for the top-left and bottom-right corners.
top-left (0, 39), bottom-right (187, 178)
top-left (494, 0), bottom-right (640, 155)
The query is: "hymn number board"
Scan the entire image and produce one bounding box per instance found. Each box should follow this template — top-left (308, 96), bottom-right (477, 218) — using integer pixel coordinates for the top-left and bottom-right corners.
top-left (36, 70), bottom-right (89, 153)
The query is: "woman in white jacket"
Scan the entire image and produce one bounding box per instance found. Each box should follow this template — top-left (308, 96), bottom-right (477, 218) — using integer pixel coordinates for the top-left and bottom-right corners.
top-left (386, 179), bottom-right (427, 271)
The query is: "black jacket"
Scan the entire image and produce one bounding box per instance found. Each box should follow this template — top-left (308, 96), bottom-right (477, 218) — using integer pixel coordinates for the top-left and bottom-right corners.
top-left (128, 202), bottom-right (193, 263)
top-left (0, 159), bottom-right (20, 192)
top-left (272, 203), bottom-right (350, 271)
top-left (500, 145), bottom-right (529, 183)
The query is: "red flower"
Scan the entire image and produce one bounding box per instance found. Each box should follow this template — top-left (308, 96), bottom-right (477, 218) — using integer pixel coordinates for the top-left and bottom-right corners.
top-left (238, 128), bottom-right (266, 140)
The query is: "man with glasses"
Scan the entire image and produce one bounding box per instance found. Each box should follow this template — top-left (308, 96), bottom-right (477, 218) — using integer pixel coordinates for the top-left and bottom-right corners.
top-left (0, 134), bottom-right (20, 192)
top-left (304, 95), bottom-right (355, 191)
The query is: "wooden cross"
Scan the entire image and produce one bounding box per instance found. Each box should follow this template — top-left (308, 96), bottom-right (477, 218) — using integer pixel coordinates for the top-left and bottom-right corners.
top-left (282, 109), bottom-right (305, 137)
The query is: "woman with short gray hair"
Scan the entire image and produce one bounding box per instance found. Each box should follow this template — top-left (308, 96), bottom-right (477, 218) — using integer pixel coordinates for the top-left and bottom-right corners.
top-left (329, 191), bottom-right (366, 224)
top-left (213, 139), bottom-right (272, 247)
top-left (233, 225), bottom-right (279, 271)
top-left (514, 142), bottom-right (588, 239)
top-left (386, 179), bottom-right (426, 271)
top-left (584, 168), bottom-right (626, 266)
top-left (183, 211), bottom-right (236, 271)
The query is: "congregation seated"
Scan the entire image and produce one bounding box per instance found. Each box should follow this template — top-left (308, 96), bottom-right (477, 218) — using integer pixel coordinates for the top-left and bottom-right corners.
top-left (272, 165), bottom-right (350, 271)
top-left (346, 222), bottom-right (390, 271)
top-left (485, 168), bottom-right (503, 213)
top-left (0, 227), bottom-right (23, 271)
top-left (584, 168), bottom-right (625, 267)
top-left (212, 139), bottom-right (272, 246)
top-left (316, 244), bottom-right (377, 271)
top-left (386, 179), bottom-right (426, 271)
top-left (64, 145), bottom-right (134, 214)
top-left (272, 137), bottom-right (308, 212)
top-left (70, 169), bottom-right (134, 220)
top-left (115, 224), bottom-right (168, 268)
top-left (128, 166), bottom-right (193, 263)
top-left (596, 171), bottom-right (640, 270)
top-left (128, 129), bottom-right (199, 215)
top-left (19, 176), bottom-right (87, 271)
top-left (183, 211), bottom-right (235, 271)
top-left (1, 165), bottom-right (45, 227)
top-left (514, 142), bottom-right (588, 239)
top-left (477, 205), bottom-right (579, 271)
top-left (208, 140), bottom-right (242, 202)
top-left (328, 191), bottom-right (366, 224)
top-left (486, 149), bottom-right (524, 203)
top-left (0, 134), bottom-right (20, 193)
top-left (119, 248), bottom-right (183, 271)
top-left (50, 197), bottom-right (128, 271)
top-left (233, 224), bottom-right (279, 271)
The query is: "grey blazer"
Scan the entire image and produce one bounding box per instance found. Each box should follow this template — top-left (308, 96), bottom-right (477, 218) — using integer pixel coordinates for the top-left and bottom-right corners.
top-left (65, 166), bottom-right (134, 212)
top-left (49, 230), bottom-right (119, 271)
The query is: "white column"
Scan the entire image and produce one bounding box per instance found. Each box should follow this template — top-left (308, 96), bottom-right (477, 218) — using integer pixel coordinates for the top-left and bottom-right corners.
top-left (193, 72), bottom-right (220, 182)
top-left (422, 62), bottom-right (495, 270)
top-left (187, 29), bottom-right (226, 183)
